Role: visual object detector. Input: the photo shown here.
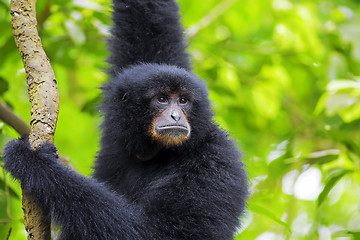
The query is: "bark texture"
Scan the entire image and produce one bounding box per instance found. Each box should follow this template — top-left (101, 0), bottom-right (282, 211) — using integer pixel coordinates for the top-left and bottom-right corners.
top-left (10, 0), bottom-right (59, 239)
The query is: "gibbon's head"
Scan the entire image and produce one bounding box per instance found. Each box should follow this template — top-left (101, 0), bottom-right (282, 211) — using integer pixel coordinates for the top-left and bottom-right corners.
top-left (101, 64), bottom-right (214, 160)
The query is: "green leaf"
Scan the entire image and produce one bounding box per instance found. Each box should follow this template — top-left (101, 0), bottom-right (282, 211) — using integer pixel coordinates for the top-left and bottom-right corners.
top-left (302, 150), bottom-right (340, 165)
top-left (0, 179), bottom-right (20, 200)
top-left (327, 79), bottom-right (360, 91)
top-left (333, 230), bottom-right (360, 239)
top-left (340, 102), bottom-right (360, 123)
top-left (0, 76), bottom-right (9, 95)
top-left (348, 231), bottom-right (360, 240)
top-left (317, 169), bottom-right (353, 207)
top-left (268, 154), bottom-right (292, 179)
top-left (325, 93), bottom-right (357, 115)
top-left (327, 128), bottom-right (360, 156)
top-left (248, 203), bottom-right (292, 233)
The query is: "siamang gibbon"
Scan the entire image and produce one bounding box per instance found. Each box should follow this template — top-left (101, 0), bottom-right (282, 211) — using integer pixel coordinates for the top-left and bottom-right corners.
top-left (3, 0), bottom-right (248, 239)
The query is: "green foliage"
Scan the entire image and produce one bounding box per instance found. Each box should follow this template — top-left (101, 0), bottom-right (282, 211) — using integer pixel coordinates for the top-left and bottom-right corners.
top-left (1, 0), bottom-right (360, 239)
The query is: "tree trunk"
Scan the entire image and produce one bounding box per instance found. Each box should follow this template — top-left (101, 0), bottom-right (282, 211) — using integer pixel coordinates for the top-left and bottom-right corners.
top-left (10, 0), bottom-right (59, 239)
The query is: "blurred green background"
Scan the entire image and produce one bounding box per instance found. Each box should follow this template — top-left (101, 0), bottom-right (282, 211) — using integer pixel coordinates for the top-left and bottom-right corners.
top-left (1, 0), bottom-right (360, 239)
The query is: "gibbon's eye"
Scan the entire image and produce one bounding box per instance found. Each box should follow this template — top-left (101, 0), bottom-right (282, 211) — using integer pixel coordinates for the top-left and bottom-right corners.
top-left (157, 96), bottom-right (168, 103)
top-left (179, 97), bottom-right (188, 105)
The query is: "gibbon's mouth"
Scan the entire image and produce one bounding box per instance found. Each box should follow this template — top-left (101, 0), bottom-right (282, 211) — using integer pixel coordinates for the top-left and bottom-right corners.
top-left (157, 125), bottom-right (188, 131)
top-left (155, 125), bottom-right (190, 139)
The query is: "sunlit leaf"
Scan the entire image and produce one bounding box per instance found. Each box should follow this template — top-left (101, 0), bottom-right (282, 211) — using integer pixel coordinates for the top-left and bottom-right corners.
top-left (325, 93), bottom-right (357, 115)
top-left (328, 53), bottom-right (347, 80)
top-left (248, 204), bottom-right (291, 233)
top-left (314, 93), bottom-right (328, 115)
top-left (252, 82), bottom-right (281, 119)
top-left (65, 20), bottom-right (85, 45)
top-left (317, 169), bottom-right (353, 207)
top-left (302, 149), bottom-right (340, 165)
top-left (268, 154), bottom-right (292, 179)
top-left (327, 79), bottom-right (360, 91)
top-left (340, 102), bottom-right (360, 123)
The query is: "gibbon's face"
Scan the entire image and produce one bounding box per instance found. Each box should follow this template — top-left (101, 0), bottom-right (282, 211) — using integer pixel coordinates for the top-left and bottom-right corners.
top-left (148, 88), bottom-right (193, 146)
top-left (102, 64), bottom-right (212, 153)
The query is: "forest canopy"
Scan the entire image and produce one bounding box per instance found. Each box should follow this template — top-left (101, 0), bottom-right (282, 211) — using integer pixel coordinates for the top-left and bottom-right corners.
top-left (0, 0), bottom-right (360, 239)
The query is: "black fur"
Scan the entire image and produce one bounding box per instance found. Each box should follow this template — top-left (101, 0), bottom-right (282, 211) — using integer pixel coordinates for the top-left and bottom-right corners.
top-left (3, 0), bottom-right (248, 239)
top-left (107, 0), bottom-right (191, 75)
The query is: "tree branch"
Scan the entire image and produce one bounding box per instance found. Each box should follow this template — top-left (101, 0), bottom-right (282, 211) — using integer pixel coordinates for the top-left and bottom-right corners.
top-left (0, 102), bottom-right (31, 136)
top-left (10, 0), bottom-right (60, 238)
top-left (6, 226), bottom-right (12, 240)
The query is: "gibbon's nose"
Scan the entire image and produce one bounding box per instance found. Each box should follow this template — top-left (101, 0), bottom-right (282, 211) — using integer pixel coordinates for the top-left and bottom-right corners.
top-left (171, 110), bottom-right (181, 122)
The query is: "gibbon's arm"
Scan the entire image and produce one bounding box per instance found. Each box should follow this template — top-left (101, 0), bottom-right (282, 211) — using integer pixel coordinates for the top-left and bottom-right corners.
top-left (108, 0), bottom-right (191, 74)
top-left (3, 137), bottom-right (246, 240)
top-left (3, 138), bottom-right (151, 239)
